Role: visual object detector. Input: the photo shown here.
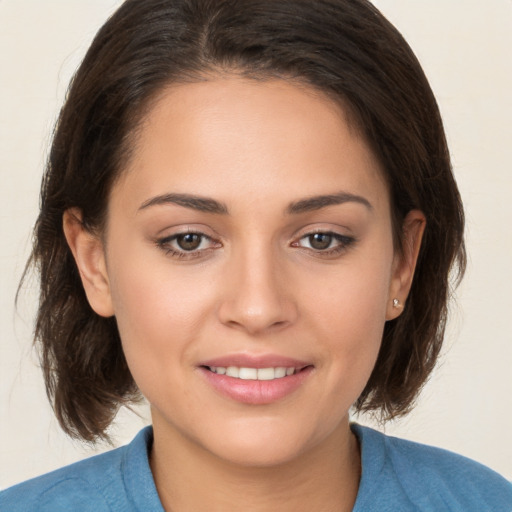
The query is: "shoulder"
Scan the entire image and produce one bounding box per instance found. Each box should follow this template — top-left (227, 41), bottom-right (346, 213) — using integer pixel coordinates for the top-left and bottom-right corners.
top-left (0, 427), bottom-right (158, 512)
top-left (0, 450), bottom-right (122, 512)
top-left (352, 424), bottom-right (512, 512)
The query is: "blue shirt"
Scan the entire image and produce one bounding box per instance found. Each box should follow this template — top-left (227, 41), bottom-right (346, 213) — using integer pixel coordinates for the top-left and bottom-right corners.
top-left (1, 424), bottom-right (511, 511)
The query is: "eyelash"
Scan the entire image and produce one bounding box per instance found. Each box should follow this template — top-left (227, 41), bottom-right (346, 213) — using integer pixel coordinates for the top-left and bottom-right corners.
top-left (156, 231), bottom-right (219, 260)
top-left (155, 230), bottom-right (355, 260)
top-left (291, 231), bottom-right (355, 257)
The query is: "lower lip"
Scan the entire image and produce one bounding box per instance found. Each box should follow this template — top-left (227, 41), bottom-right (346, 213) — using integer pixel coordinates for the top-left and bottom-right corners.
top-left (199, 367), bottom-right (313, 405)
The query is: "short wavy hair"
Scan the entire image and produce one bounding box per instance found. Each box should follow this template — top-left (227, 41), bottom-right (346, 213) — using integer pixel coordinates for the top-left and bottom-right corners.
top-left (27, 0), bottom-right (465, 441)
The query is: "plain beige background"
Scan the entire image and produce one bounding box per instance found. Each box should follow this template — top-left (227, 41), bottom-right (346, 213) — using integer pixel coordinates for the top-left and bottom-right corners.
top-left (1, 0), bottom-right (511, 489)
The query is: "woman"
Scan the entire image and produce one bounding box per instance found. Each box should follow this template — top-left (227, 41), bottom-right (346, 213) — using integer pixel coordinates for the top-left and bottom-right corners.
top-left (1, 0), bottom-right (511, 510)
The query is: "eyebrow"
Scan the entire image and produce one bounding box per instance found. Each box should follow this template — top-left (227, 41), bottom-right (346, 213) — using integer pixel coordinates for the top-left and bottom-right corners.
top-left (138, 190), bottom-right (372, 215)
top-left (139, 193), bottom-right (229, 214)
top-left (286, 192), bottom-right (373, 214)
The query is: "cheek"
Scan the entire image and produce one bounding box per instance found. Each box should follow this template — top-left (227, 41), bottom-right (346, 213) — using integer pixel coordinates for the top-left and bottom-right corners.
top-left (304, 244), bottom-right (393, 335)
top-left (299, 241), bottom-right (394, 387)
top-left (105, 247), bottom-right (217, 388)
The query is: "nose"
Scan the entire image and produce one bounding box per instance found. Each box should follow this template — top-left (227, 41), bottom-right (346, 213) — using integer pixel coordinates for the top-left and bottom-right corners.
top-left (217, 244), bottom-right (298, 335)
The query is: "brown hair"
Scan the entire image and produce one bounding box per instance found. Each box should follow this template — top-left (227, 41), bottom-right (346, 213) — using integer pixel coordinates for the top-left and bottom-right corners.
top-left (27, 0), bottom-right (465, 441)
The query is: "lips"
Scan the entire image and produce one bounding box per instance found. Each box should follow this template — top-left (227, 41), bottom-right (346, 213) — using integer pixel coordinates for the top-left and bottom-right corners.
top-left (200, 354), bottom-right (310, 369)
top-left (199, 354), bottom-right (313, 404)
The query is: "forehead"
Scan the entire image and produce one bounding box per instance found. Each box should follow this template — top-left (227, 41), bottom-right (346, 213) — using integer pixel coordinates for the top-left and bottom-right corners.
top-left (114, 77), bottom-right (389, 215)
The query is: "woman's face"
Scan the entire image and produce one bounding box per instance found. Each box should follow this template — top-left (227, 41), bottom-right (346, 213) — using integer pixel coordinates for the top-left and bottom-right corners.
top-left (73, 77), bottom-right (420, 466)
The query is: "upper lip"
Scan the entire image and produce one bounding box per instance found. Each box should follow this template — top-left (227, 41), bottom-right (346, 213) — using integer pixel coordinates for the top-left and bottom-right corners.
top-left (199, 354), bottom-right (312, 369)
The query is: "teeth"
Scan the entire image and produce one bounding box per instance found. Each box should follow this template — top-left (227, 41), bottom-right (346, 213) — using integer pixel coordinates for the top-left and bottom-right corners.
top-left (208, 366), bottom-right (297, 380)
top-left (257, 367), bottom-right (276, 381)
top-left (239, 367), bottom-right (257, 380)
top-left (274, 367), bottom-right (286, 378)
top-left (226, 366), bottom-right (239, 378)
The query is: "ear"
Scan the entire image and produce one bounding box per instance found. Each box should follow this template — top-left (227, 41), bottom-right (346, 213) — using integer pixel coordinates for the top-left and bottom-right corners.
top-left (386, 210), bottom-right (426, 320)
top-left (63, 208), bottom-right (114, 317)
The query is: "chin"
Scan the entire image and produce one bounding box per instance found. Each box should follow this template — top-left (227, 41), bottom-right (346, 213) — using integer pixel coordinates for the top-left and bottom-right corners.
top-left (196, 415), bottom-right (336, 469)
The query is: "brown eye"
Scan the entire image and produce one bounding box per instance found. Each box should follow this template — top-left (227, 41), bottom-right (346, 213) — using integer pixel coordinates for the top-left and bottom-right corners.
top-left (156, 231), bottom-right (221, 259)
top-left (308, 233), bottom-right (333, 250)
top-left (176, 233), bottom-right (203, 251)
top-left (293, 231), bottom-right (355, 256)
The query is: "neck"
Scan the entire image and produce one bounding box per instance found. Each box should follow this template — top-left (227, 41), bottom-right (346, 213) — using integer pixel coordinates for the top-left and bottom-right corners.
top-left (149, 411), bottom-right (361, 512)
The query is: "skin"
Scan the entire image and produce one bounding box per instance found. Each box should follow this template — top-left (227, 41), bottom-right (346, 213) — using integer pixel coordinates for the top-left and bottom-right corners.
top-left (64, 77), bottom-right (425, 511)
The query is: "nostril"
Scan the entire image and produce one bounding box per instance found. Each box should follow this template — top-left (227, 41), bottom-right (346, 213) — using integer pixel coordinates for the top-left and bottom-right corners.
top-left (219, 303), bottom-right (295, 335)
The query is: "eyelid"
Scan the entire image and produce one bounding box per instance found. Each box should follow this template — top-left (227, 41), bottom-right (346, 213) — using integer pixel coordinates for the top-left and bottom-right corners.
top-left (290, 228), bottom-right (356, 256)
top-left (155, 229), bottom-right (222, 260)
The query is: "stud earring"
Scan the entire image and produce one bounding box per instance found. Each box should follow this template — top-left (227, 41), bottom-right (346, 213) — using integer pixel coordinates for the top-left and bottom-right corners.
top-left (393, 298), bottom-right (401, 308)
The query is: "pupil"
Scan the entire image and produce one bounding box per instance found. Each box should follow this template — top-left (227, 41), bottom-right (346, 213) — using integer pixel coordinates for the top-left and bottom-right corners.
top-left (310, 233), bottom-right (332, 250)
top-left (177, 233), bottom-right (201, 251)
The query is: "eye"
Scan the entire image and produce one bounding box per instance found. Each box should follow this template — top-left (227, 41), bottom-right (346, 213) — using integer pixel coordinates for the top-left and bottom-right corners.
top-left (304, 233), bottom-right (335, 250)
top-left (175, 233), bottom-right (204, 251)
top-left (292, 231), bottom-right (355, 256)
top-left (156, 231), bottom-right (220, 259)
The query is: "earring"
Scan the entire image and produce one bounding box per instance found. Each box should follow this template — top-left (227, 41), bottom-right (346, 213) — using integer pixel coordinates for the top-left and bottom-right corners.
top-left (393, 298), bottom-right (401, 308)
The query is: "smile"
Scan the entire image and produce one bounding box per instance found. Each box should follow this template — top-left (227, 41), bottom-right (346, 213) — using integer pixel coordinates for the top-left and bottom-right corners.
top-left (207, 366), bottom-right (296, 380)
top-left (200, 362), bottom-right (313, 405)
